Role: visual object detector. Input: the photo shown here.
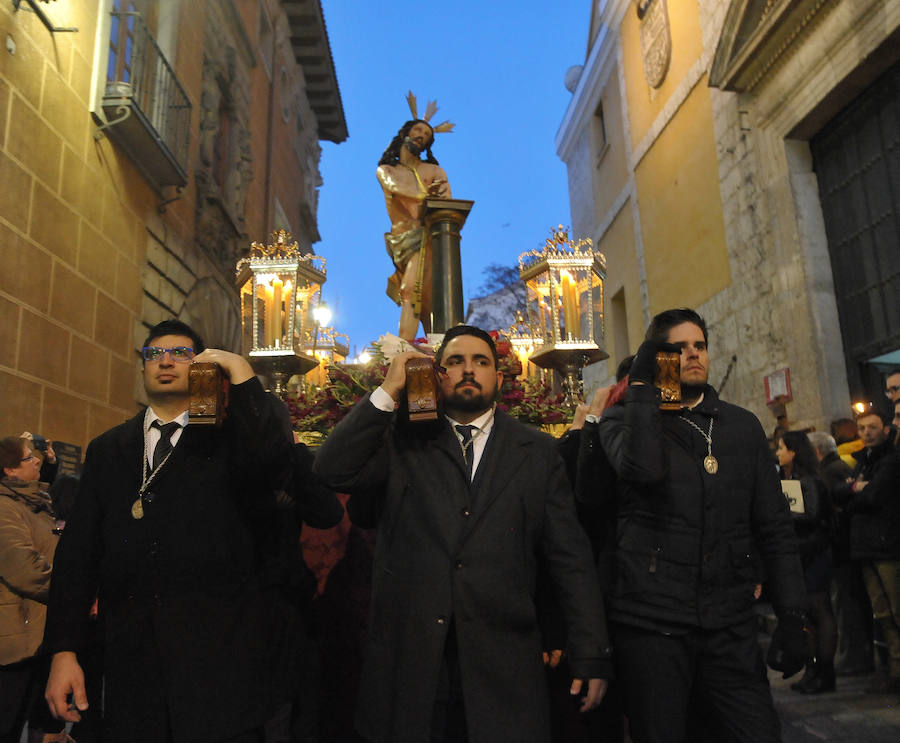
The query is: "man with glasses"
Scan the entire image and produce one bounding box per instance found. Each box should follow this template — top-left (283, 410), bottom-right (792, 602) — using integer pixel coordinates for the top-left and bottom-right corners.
top-left (885, 369), bottom-right (900, 405)
top-left (44, 319), bottom-right (294, 742)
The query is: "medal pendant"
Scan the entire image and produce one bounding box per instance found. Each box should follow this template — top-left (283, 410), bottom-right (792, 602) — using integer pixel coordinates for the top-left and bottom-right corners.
top-left (131, 498), bottom-right (144, 520)
top-left (704, 455), bottom-right (719, 475)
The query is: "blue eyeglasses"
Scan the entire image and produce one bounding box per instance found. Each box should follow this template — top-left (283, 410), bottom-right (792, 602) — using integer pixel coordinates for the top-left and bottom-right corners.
top-left (141, 346), bottom-right (195, 363)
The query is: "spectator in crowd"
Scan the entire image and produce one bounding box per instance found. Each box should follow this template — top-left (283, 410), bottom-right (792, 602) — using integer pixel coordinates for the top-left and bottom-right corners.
top-left (19, 434), bottom-right (58, 486)
top-left (885, 369), bottom-right (900, 406)
top-left (777, 432), bottom-right (836, 693)
top-left (808, 432), bottom-right (871, 676)
top-left (0, 437), bottom-right (67, 743)
top-left (314, 325), bottom-right (611, 743)
top-left (597, 308), bottom-right (807, 743)
top-left (44, 319), bottom-right (295, 742)
top-left (834, 408), bottom-right (900, 694)
top-left (832, 418), bottom-right (864, 468)
top-left (808, 433), bottom-right (852, 499)
top-left (893, 400), bottom-right (900, 451)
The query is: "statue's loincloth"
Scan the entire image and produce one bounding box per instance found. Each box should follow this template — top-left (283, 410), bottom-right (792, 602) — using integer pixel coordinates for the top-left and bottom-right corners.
top-left (384, 227), bottom-right (426, 311)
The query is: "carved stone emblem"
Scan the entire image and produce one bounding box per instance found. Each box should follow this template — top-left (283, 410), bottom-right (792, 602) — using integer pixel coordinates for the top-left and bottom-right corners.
top-left (639, 0), bottom-right (671, 89)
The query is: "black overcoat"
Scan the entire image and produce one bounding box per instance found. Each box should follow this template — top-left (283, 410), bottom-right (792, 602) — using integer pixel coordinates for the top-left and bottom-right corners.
top-left (44, 378), bottom-right (293, 743)
top-left (314, 398), bottom-right (611, 743)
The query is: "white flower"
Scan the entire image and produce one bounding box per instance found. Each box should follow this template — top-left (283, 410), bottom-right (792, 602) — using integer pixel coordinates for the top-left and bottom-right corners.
top-left (376, 333), bottom-right (417, 361)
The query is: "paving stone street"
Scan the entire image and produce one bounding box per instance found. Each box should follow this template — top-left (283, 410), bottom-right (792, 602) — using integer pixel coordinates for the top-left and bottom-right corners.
top-left (772, 669), bottom-right (900, 742)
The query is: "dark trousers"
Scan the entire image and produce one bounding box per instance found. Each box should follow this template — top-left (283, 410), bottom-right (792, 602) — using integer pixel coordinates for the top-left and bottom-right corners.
top-left (612, 621), bottom-right (781, 743)
top-left (832, 560), bottom-right (873, 670)
top-left (0, 658), bottom-right (33, 743)
top-left (430, 622), bottom-right (467, 743)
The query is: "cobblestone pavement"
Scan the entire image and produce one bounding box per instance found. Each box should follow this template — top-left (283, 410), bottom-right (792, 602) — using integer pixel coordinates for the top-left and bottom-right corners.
top-left (771, 669), bottom-right (900, 743)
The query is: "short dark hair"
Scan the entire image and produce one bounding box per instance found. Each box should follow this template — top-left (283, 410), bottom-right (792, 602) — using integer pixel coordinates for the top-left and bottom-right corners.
top-left (142, 319), bottom-right (205, 356)
top-left (886, 368), bottom-right (900, 380)
top-left (435, 325), bottom-right (498, 367)
top-left (0, 436), bottom-right (26, 480)
top-left (857, 408), bottom-right (890, 427)
top-left (645, 308), bottom-right (708, 345)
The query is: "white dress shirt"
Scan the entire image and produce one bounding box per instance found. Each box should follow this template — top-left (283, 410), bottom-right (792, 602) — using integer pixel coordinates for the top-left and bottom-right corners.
top-left (143, 407), bottom-right (189, 468)
top-left (370, 386), bottom-right (495, 481)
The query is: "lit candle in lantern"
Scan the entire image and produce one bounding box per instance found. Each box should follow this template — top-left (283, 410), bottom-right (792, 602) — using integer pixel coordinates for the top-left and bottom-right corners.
top-left (264, 282), bottom-right (275, 347)
top-left (283, 280), bottom-right (293, 347)
top-left (272, 277), bottom-right (283, 346)
top-left (561, 272), bottom-right (579, 339)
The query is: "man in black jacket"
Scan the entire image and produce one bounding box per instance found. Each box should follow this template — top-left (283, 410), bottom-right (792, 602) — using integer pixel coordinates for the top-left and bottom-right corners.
top-left (43, 319), bottom-right (297, 743)
top-left (597, 308), bottom-right (807, 743)
top-left (835, 408), bottom-right (900, 693)
top-left (314, 325), bottom-right (611, 743)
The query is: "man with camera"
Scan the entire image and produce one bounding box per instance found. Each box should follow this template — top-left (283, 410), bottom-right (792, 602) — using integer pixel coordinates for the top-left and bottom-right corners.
top-left (314, 325), bottom-right (611, 743)
top-left (43, 319), bottom-right (294, 742)
top-left (596, 308), bottom-right (807, 743)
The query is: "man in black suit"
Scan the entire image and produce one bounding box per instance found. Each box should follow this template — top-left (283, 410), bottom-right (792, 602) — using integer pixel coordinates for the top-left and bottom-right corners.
top-left (314, 325), bottom-right (611, 743)
top-left (44, 319), bottom-right (295, 742)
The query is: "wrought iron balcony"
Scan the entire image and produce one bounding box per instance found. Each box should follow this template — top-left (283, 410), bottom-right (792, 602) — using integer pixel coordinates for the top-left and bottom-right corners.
top-left (100, 11), bottom-right (191, 189)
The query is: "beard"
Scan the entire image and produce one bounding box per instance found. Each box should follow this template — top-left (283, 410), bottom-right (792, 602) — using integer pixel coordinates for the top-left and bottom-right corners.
top-left (445, 380), bottom-right (495, 414)
top-left (403, 136), bottom-right (424, 156)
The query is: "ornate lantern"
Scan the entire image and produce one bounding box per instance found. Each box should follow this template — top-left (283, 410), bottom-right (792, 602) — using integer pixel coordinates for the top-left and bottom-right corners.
top-left (235, 229), bottom-right (326, 395)
top-left (505, 311), bottom-right (544, 381)
top-left (306, 326), bottom-right (350, 388)
top-left (518, 226), bottom-right (608, 404)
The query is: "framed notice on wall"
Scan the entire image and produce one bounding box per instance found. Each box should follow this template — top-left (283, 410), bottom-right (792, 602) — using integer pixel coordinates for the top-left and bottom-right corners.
top-left (765, 368), bottom-right (792, 405)
top-left (53, 442), bottom-right (83, 477)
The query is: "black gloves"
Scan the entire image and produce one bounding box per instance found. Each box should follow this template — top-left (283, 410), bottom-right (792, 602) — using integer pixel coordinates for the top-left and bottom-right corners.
top-left (766, 611), bottom-right (809, 678)
top-left (628, 339), bottom-right (681, 386)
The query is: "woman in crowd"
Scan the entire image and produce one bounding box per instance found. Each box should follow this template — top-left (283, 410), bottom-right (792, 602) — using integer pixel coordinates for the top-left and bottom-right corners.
top-left (777, 431), bottom-right (837, 694)
top-left (0, 437), bottom-right (68, 743)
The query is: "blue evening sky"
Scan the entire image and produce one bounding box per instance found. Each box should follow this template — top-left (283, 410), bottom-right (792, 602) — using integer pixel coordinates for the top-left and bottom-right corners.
top-left (315, 2), bottom-right (591, 355)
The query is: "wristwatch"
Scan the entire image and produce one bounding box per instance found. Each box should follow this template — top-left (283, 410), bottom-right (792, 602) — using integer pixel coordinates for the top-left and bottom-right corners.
top-left (585, 414), bottom-right (601, 425)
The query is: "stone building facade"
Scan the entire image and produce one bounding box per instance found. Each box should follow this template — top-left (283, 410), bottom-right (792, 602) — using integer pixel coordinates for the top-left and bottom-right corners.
top-left (0, 0), bottom-right (345, 450)
top-left (557, 0), bottom-right (899, 432)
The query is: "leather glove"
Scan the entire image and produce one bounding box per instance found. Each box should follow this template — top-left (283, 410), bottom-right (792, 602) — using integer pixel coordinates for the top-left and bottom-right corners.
top-left (766, 611), bottom-right (809, 678)
top-left (628, 339), bottom-right (681, 386)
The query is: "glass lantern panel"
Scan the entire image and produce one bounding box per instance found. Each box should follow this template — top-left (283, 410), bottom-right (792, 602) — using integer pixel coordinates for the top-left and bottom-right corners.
top-left (239, 278), bottom-right (253, 355)
top-left (254, 282), bottom-right (268, 348)
top-left (558, 269), bottom-right (580, 342)
top-left (590, 280), bottom-right (604, 346)
top-left (577, 272), bottom-right (592, 342)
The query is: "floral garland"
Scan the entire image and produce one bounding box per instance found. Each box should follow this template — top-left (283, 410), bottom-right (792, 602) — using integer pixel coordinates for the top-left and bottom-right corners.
top-left (285, 332), bottom-right (571, 437)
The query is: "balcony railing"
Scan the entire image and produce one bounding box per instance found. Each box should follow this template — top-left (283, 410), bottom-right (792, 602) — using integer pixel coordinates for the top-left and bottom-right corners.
top-left (101, 11), bottom-right (191, 189)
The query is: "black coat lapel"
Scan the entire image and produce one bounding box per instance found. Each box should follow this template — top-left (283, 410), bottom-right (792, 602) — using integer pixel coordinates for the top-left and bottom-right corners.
top-left (460, 412), bottom-right (530, 540)
top-left (432, 419), bottom-right (470, 483)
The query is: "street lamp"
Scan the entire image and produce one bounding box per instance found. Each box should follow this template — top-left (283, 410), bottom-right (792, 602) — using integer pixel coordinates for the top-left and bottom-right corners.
top-left (311, 302), bottom-right (332, 357)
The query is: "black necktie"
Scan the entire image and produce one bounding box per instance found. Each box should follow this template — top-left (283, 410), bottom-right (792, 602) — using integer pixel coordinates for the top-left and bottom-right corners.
top-left (151, 420), bottom-right (181, 470)
top-left (455, 424), bottom-right (476, 481)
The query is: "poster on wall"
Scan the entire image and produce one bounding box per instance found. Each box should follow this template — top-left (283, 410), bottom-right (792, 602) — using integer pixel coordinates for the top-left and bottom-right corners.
top-left (53, 442), bottom-right (83, 477)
